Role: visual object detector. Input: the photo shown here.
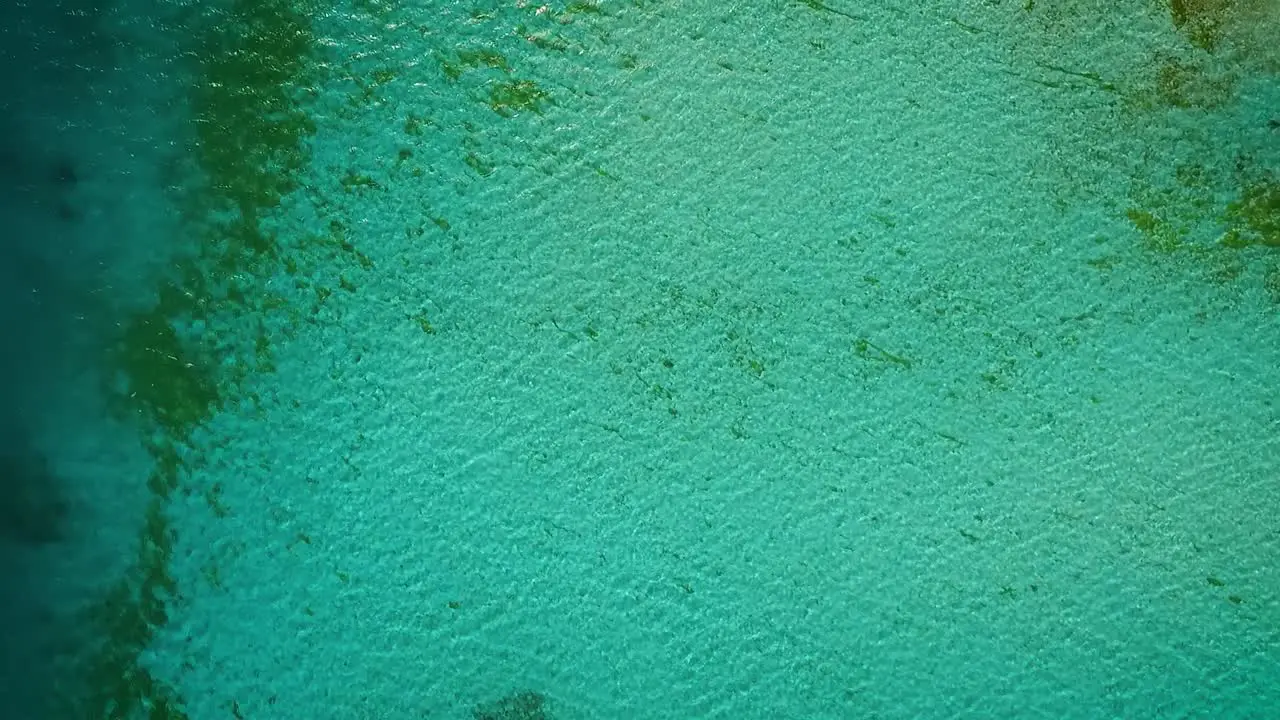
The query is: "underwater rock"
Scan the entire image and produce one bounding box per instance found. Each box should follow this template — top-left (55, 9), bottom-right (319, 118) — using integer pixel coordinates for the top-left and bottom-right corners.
top-left (0, 445), bottom-right (66, 545)
top-left (472, 690), bottom-right (549, 720)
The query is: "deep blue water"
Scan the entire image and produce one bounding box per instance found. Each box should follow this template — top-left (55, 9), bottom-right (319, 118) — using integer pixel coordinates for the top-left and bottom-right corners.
top-left (0, 1), bottom-right (161, 715)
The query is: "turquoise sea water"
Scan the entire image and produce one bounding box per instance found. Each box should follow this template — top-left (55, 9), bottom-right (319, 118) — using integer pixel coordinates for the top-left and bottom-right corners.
top-left (1, 1), bottom-right (1277, 718)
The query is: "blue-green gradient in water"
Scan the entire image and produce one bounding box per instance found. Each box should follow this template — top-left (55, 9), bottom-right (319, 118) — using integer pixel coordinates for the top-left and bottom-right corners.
top-left (14, 1), bottom-right (1278, 718)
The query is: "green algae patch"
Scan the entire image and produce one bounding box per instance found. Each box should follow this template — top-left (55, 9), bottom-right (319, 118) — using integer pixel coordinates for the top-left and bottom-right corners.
top-left (82, 1), bottom-right (326, 717)
top-left (457, 48), bottom-right (512, 73)
top-left (189, 0), bottom-right (318, 220)
top-left (1160, 0), bottom-right (1280, 68)
top-left (1123, 165), bottom-right (1279, 299)
top-left (1124, 162), bottom-right (1227, 256)
top-left (76, 486), bottom-right (188, 719)
top-left (1112, 3), bottom-right (1279, 298)
top-left (1151, 56), bottom-right (1234, 110)
top-left (1168, 0), bottom-right (1229, 52)
top-left (108, 301), bottom-right (222, 443)
top-left (435, 45), bottom-right (552, 118)
top-left (1221, 176), bottom-right (1280, 248)
top-left (108, 0), bottom-right (324, 441)
top-left (565, 1), bottom-right (605, 15)
top-left (375, 1), bottom-right (623, 181)
top-left (438, 47), bottom-right (511, 82)
top-left (1125, 206), bottom-right (1189, 254)
top-left (488, 79), bottom-right (554, 117)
